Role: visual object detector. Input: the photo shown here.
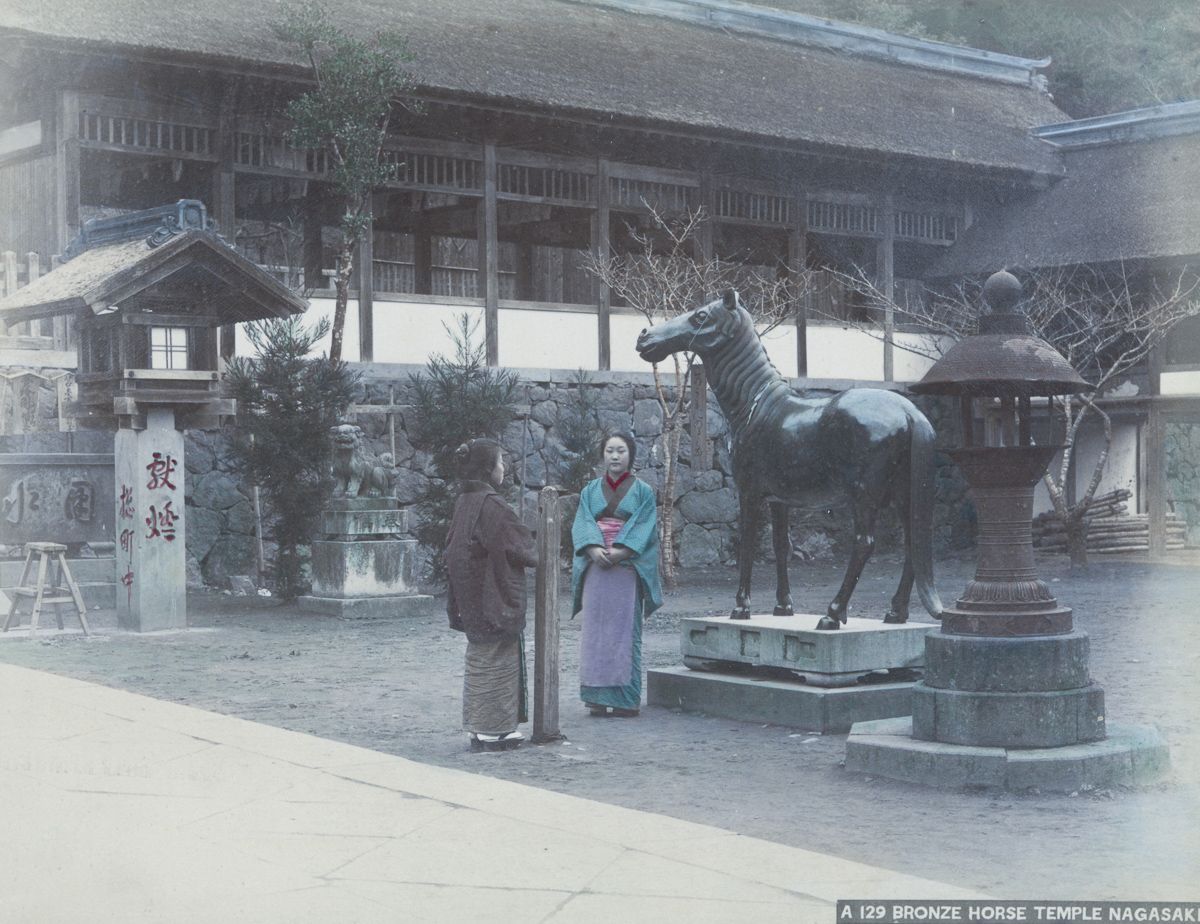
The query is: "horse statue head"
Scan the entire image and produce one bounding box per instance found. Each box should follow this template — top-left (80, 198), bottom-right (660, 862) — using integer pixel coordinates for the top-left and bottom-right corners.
top-left (635, 289), bottom-right (747, 363)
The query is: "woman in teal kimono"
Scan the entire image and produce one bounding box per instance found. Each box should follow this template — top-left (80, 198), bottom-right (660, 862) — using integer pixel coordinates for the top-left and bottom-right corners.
top-left (571, 431), bottom-right (663, 716)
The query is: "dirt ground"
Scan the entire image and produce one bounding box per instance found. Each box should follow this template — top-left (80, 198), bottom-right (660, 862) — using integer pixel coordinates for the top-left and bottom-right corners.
top-left (2, 552), bottom-right (1198, 901)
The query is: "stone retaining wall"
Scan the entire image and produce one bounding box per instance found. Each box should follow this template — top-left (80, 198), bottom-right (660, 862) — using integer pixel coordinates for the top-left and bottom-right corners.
top-left (1, 363), bottom-right (974, 590)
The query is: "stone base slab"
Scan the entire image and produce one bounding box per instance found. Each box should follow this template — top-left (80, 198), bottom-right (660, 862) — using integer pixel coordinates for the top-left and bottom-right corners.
top-left (297, 594), bottom-right (434, 619)
top-left (911, 681), bottom-right (1105, 748)
top-left (680, 615), bottom-right (937, 687)
top-left (647, 665), bottom-right (919, 733)
top-left (924, 630), bottom-right (1092, 692)
top-left (845, 716), bottom-right (1170, 792)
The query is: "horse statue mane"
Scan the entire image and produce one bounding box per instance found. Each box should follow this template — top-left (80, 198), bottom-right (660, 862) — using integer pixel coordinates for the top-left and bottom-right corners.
top-left (636, 289), bottom-right (942, 629)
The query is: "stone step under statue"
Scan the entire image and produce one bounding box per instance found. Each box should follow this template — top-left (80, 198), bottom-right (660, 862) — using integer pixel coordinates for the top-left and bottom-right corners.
top-left (648, 613), bottom-right (939, 733)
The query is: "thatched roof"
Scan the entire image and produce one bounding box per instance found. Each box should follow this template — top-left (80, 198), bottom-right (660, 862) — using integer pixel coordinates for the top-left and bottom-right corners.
top-left (0, 230), bottom-right (307, 325)
top-left (0, 0), bottom-right (1067, 177)
top-left (928, 123), bottom-right (1200, 278)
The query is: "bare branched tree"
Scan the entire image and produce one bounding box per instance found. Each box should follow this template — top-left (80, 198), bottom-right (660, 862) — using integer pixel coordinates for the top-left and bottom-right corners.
top-left (583, 205), bottom-right (813, 584)
top-left (811, 262), bottom-right (1200, 567)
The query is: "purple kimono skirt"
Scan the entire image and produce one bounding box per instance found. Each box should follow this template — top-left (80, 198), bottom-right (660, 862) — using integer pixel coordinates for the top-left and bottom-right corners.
top-left (579, 516), bottom-right (642, 709)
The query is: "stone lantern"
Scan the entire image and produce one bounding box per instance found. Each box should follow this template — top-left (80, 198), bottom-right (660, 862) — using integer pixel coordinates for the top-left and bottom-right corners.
top-left (844, 271), bottom-right (1169, 790)
top-left (0, 201), bottom-right (306, 631)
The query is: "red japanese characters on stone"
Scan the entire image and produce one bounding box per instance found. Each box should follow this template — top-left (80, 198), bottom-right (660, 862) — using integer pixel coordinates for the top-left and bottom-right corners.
top-left (145, 500), bottom-right (181, 541)
top-left (120, 484), bottom-right (136, 519)
top-left (146, 452), bottom-right (178, 491)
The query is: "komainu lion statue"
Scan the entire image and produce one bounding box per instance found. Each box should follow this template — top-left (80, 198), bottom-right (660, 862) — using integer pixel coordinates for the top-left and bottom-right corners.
top-left (329, 423), bottom-right (396, 498)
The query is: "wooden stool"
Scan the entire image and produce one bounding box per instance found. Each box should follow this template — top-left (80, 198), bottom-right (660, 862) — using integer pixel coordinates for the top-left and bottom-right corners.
top-left (3, 543), bottom-right (91, 636)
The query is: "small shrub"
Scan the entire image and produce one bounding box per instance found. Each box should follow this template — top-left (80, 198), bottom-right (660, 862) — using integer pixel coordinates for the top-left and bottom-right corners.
top-left (224, 316), bottom-right (359, 598)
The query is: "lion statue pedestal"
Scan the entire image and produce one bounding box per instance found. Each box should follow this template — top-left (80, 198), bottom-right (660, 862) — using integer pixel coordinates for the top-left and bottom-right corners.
top-left (298, 425), bottom-right (433, 619)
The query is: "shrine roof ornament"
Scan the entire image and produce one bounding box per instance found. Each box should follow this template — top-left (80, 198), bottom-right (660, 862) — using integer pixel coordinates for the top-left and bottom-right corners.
top-left (0, 200), bottom-right (307, 327)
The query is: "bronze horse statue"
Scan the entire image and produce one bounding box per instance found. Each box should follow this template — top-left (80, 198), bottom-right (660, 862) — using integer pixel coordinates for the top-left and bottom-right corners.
top-left (636, 290), bottom-right (942, 630)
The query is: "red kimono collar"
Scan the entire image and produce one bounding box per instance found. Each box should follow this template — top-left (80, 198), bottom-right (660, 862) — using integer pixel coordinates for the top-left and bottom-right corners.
top-left (605, 471), bottom-right (632, 491)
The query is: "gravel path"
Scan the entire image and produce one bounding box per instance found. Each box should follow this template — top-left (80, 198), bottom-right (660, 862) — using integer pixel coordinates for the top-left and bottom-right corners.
top-left (2, 553), bottom-right (1198, 900)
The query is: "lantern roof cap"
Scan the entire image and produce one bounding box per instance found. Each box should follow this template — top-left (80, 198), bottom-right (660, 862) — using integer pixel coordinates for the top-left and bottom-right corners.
top-left (0, 201), bottom-right (306, 327)
top-left (911, 270), bottom-right (1092, 397)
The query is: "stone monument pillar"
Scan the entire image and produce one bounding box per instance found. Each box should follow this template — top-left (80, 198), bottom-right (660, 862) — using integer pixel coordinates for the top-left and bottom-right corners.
top-left (114, 407), bottom-right (186, 631)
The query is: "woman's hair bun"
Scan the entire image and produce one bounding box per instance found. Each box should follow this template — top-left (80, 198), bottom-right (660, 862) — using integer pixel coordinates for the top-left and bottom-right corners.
top-left (454, 442), bottom-right (471, 459)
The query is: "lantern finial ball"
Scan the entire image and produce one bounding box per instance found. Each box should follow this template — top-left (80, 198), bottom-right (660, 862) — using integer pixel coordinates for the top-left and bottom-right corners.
top-left (982, 270), bottom-right (1022, 315)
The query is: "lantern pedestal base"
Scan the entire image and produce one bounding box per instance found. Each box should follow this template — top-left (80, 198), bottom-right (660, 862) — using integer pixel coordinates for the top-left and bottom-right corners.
top-left (844, 716), bottom-right (1169, 792)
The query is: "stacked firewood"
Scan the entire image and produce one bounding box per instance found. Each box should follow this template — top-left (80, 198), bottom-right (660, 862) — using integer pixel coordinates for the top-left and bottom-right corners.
top-left (1032, 488), bottom-right (1187, 554)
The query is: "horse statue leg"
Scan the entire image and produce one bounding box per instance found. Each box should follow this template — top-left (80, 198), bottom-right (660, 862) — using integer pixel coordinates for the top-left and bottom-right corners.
top-left (884, 489), bottom-right (914, 623)
top-left (770, 502), bottom-right (794, 616)
top-left (817, 497), bottom-right (879, 631)
top-left (731, 489), bottom-right (762, 620)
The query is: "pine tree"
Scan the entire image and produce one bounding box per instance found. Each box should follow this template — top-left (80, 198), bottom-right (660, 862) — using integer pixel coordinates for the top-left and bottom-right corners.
top-left (225, 316), bottom-right (360, 598)
top-left (408, 314), bottom-right (519, 579)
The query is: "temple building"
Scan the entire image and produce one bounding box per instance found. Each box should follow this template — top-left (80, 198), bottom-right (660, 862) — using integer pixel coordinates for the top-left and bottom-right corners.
top-left (1, 0), bottom-right (1197, 564)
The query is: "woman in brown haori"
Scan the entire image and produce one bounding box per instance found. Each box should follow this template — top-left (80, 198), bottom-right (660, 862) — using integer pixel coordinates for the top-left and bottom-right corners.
top-left (445, 439), bottom-right (538, 751)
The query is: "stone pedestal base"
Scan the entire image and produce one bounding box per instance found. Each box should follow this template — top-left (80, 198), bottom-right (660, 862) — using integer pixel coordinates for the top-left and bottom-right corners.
top-left (647, 666), bottom-right (919, 733)
top-left (845, 716), bottom-right (1170, 792)
top-left (297, 594), bottom-right (434, 619)
top-left (680, 615), bottom-right (937, 687)
top-left (300, 532), bottom-right (430, 619)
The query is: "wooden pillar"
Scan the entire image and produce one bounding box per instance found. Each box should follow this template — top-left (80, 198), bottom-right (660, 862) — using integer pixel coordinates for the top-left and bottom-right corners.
top-left (515, 241), bottom-right (535, 301)
top-left (302, 195), bottom-right (326, 293)
top-left (479, 142), bottom-right (499, 366)
top-left (413, 208), bottom-right (433, 296)
top-left (594, 158), bottom-right (611, 371)
top-left (690, 364), bottom-right (709, 471)
top-left (696, 173), bottom-right (714, 261)
top-left (876, 195), bottom-right (895, 382)
top-left (789, 194), bottom-right (808, 378)
top-left (1147, 342), bottom-right (1168, 557)
top-left (532, 486), bottom-right (561, 743)
top-left (357, 197), bottom-right (376, 362)
top-left (54, 89), bottom-right (80, 254)
top-left (213, 80), bottom-right (238, 361)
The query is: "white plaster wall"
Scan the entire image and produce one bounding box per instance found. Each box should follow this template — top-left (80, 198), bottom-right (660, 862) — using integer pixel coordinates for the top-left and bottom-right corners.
top-left (236, 295), bottom-right (361, 362)
top-left (1161, 371), bottom-right (1200, 395)
top-left (806, 325), bottom-right (885, 380)
top-left (893, 333), bottom-right (942, 382)
top-left (610, 313), bottom-right (651, 372)
top-left (1072, 419), bottom-right (1139, 511)
top-left (497, 309), bottom-right (600, 370)
top-left (372, 301), bottom-right (484, 364)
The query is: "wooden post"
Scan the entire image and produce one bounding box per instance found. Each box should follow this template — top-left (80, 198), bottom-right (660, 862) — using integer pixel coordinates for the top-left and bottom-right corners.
top-left (515, 241), bottom-right (535, 301)
top-left (789, 195), bottom-right (808, 378)
top-left (480, 142), bottom-right (499, 366)
top-left (54, 89), bottom-right (80, 253)
top-left (358, 195), bottom-right (376, 362)
top-left (214, 80), bottom-right (238, 361)
top-left (594, 158), bottom-right (611, 371)
top-left (696, 172), bottom-right (714, 261)
top-left (532, 486), bottom-right (561, 743)
top-left (877, 195), bottom-right (896, 382)
top-left (413, 211), bottom-right (433, 296)
top-left (1147, 342), bottom-right (1167, 557)
top-left (690, 364), bottom-right (709, 471)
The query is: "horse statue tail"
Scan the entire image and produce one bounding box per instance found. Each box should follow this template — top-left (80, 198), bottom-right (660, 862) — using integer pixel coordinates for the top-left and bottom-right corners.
top-left (908, 410), bottom-right (943, 619)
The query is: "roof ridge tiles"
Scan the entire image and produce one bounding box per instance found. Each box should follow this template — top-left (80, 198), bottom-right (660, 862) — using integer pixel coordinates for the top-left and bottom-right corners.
top-left (1034, 99), bottom-right (1200, 148)
top-left (570, 0), bottom-right (1051, 88)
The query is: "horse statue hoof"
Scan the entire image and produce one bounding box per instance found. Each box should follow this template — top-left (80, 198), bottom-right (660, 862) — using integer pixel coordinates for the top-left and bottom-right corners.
top-left (815, 616), bottom-right (841, 631)
top-left (773, 604), bottom-right (794, 616)
top-left (730, 607), bottom-right (752, 620)
top-left (882, 611), bottom-right (908, 624)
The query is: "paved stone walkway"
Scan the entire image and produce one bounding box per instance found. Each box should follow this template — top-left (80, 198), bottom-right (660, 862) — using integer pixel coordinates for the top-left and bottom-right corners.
top-left (0, 662), bottom-right (985, 923)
